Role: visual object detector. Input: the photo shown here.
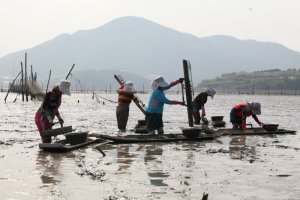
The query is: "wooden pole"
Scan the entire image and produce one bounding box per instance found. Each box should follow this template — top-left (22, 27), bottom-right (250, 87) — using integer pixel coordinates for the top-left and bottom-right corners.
top-left (21, 62), bottom-right (24, 101)
top-left (183, 59), bottom-right (194, 127)
top-left (65, 64), bottom-right (75, 80)
top-left (30, 65), bottom-right (34, 100)
top-left (46, 70), bottom-right (52, 93)
top-left (25, 53), bottom-right (28, 102)
top-left (4, 71), bottom-right (22, 103)
top-left (31, 65), bottom-right (33, 84)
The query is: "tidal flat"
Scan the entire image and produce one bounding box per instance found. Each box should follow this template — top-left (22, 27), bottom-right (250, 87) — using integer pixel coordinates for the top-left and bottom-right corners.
top-left (0, 93), bottom-right (299, 200)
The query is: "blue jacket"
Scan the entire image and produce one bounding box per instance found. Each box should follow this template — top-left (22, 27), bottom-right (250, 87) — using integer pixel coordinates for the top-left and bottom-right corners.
top-left (146, 85), bottom-right (172, 114)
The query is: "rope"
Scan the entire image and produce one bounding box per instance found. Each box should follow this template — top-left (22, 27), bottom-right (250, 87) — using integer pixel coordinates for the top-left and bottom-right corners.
top-left (93, 92), bottom-right (117, 104)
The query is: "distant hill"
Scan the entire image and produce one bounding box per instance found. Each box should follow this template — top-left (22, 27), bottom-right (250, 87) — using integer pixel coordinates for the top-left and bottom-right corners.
top-left (196, 69), bottom-right (300, 95)
top-left (71, 69), bottom-right (151, 92)
top-left (1, 16), bottom-right (300, 89)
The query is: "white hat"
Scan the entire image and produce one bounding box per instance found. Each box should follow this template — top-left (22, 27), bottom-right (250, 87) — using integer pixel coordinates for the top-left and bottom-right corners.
top-left (151, 76), bottom-right (169, 90)
top-left (247, 102), bottom-right (261, 115)
top-left (124, 81), bottom-right (137, 93)
top-left (58, 80), bottom-right (71, 95)
top-left (206, 88), bottom-right (216, 99)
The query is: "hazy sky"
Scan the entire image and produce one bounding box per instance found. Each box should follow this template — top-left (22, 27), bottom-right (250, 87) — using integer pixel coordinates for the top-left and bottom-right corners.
top-left (1, 0), bottom-right (300, 57)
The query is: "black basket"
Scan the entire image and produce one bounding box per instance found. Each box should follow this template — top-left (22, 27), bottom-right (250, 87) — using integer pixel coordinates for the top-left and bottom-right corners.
top-left (182, 128), bottom-right (200, 138)
top-left (65, 132), bottom-right (88, 145)
top-left (262, 124), bottom-right (279, 132)
top-left (211, 116), bottom-right (224, 122)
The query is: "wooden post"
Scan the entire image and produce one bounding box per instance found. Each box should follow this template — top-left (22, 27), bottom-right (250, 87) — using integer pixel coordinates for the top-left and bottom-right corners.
top-left (31, 65), bottom-right (33, 84)
top-left (21, 62), bottom-right (24, 101)
top-left (30, 65), bottom-right (33, 100)
top-left (4, 71), bottom-right (22, 103)
top-left (25, 53), bottom-right (28, 102)
top-left (183, 59), bottom-right (194, 127)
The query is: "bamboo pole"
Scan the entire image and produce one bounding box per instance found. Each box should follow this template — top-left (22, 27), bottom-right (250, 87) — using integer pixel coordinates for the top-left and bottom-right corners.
top-left (21, 62), bottom-right (24, 101)
top-left (31, 65), bottom-right (33, 84)
top-left (30, 65), bottom-right (33, 100)
top-left (46, 70), bottom-right (52, 93)
top-left (25, 53), bottom-right (28, 102)
top-left (65, 64), bottom-right (75, 80)
top-left (4, 71), bottom-right (22, 103)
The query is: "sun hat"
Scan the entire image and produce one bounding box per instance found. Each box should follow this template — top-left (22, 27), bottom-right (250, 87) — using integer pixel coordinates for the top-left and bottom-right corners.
top-left (58, 80), bottom-right (71, 95)
top-left (206, 88), bottom-right (216, 99)
top-left (247, 102), bottom-right (261, 115)
top-left (151, 76), bottom-right (169, 90)
top-left (124, 81), bottom-right (137, 93)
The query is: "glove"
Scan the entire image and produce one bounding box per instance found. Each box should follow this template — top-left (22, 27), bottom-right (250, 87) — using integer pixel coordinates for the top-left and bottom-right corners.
top-left (178, 78), bottom-right (184, 83)
top-left (170, 78), bottom-right (184, 86)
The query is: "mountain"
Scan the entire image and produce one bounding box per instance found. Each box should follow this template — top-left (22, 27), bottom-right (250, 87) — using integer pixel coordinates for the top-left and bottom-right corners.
top-left (197, 69), bottom-right (300, 94)
top-left (1, 16), bottom-right (300, 89)
top-left (70, 69), bottom-right (151, 91)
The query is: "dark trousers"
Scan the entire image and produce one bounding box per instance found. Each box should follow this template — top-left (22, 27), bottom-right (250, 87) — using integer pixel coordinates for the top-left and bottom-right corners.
top-left (116, 104), bottom-right (130, 130)
top-left (146, 112), bottom-right (163, 131)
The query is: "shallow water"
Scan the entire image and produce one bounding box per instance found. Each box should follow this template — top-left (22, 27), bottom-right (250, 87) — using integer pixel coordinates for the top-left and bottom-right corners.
top-left (0, 92), bottom-right (299, 200)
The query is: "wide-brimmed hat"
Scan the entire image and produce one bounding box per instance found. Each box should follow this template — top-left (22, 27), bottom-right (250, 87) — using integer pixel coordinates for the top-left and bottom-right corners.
top-left (124, 81), bottom-right (137, 93)
top-left (151, 76), bottom-right (169, 90)
top-left (57, 80), bottom-right (71, 95)
top-left (247, 102), bottom-right (261, 115)
top-left (206, 88), bottom-right (216, 99)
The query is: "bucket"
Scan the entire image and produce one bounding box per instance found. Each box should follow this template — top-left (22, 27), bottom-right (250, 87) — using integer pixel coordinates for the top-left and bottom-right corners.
top-left (211, 116), bottom-right (224, 122)
top-left (65, 132), bottom-right (88, 145)
top-left (262, 124), bottom-right (279, 132)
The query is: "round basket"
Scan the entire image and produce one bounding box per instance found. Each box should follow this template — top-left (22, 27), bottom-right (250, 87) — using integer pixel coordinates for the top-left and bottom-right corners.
top-left (65, 132), bottom-right (88, 145)
top-left (262, 124), bottom-right (279, 132)
top-left (211, 116), bottom-right (224, 122)
top-left (182, 128), bottom-right (200, 138)
top-left (212, 121), bottom-right (226, 127)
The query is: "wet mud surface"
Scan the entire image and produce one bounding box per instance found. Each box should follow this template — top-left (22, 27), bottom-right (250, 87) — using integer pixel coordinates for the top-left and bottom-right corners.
top-left (0, 93), bottom-right (299, 200)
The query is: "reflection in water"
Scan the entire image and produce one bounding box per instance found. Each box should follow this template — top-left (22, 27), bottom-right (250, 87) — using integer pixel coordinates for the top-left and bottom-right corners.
top-left (144, 144), bottom-right (170, 187)
top-left (99, 143), bottom-right (137, 172)
top-left (36, 151), bottom-right (63, 185)
top-left (229, 136), bottom-right (257, 161)
top-left (116, 145), bottom-right (135, 172)
top-left (35, 150), bottom-right (66, 199)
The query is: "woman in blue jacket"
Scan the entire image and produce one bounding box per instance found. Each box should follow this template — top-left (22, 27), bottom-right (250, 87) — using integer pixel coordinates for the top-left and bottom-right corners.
top-left (146, 76), bottom-right (185, 135)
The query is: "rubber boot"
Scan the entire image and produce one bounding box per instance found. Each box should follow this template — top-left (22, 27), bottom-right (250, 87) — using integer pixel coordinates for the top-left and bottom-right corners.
top-left (193, 112), bottom-right (201, 125)
top-left (157, 127), bottom-right (164, 135)
top-left (147, 130), bottom-right (156, 135)
top-left (194, 117), bottom-right (201, 125)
